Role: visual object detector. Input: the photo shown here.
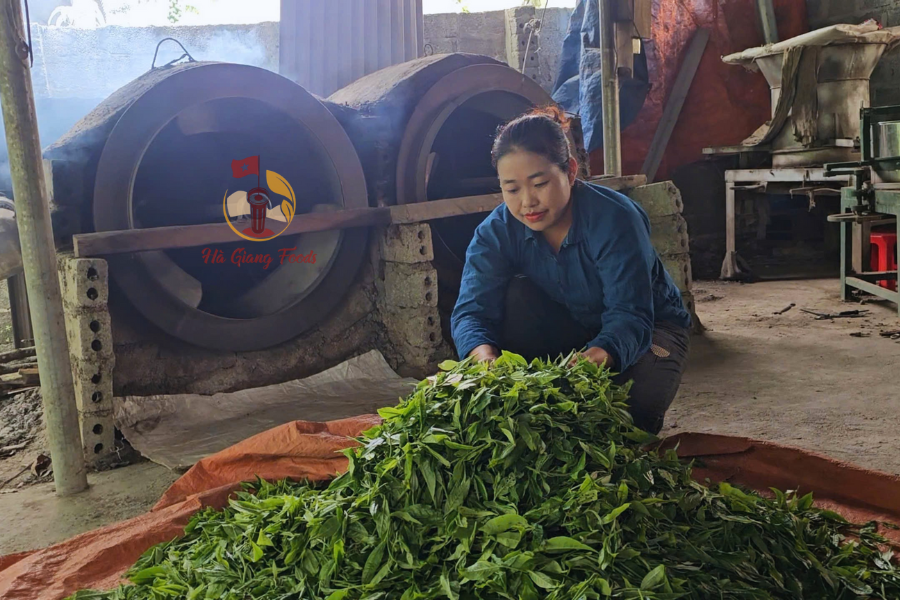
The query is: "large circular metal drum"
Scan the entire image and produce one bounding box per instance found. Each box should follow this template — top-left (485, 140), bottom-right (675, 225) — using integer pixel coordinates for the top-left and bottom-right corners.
top-left (396, 63), bottom-right (552, 272)
top-left (91, 62), bottom-right (369, 351)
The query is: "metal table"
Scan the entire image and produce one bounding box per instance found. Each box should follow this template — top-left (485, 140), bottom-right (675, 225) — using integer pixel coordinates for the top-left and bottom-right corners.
top-left (838, 185), bottom-right (900, 313)
top-left (721, 168), bottom-right (854, 279)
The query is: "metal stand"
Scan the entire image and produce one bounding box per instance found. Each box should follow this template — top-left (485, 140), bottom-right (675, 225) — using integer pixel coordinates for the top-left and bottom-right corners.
top-left (7, 273), bottom-right (33, 348)
top-left (721, 168), bottom-right (854, 279)
top-left (0, 0), bottom-right (87, 494)
top-left (838, 186), bottom-right (900, 313)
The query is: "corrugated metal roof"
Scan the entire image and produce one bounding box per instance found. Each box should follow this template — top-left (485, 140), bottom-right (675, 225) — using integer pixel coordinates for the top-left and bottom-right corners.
top-left (280, 0), bottom-right (424, 97)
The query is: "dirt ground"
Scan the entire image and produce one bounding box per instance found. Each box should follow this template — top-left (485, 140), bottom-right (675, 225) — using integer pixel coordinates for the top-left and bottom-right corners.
top-left (0, 277), bottom-right (899, 557)
top-left (664, 278), bottom-right (900, 475)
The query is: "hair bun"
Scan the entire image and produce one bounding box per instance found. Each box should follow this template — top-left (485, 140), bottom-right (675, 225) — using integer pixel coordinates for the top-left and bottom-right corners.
top-left (526, 105), bottom-right (571, 133)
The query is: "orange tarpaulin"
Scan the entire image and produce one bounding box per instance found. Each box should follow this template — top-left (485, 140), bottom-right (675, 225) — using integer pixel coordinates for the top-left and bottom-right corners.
top-left (2, 417), bottom-right (899, 600)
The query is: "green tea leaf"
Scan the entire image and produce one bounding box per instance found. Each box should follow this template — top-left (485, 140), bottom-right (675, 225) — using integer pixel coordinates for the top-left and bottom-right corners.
top-left (640, 564), bottom-right (667, 590)
top-left (544, 536), bottom-right (594, 553)
top-left (461, 561), bottom-right (499, 581)
top-left (363, 543), bottom-right (386, 584)
top-left (481, 513), bottom-right (527, 535)
top-left (528, 571), bottom-right (558, 589)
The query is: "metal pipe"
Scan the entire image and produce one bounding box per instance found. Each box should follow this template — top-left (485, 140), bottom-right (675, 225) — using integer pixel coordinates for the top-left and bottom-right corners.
top-left (0, 0), bottom-right (87, 495)
top-left (599, 0), bottom-right (622, 176)
top-left (8, 273), bottom-right (34, 348)
top-left (757, 0), bottom-right (779, 44)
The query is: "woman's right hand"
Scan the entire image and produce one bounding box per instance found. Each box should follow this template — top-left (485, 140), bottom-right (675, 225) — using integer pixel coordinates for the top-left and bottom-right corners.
top-left (469, 344), bottom-right (500, 363)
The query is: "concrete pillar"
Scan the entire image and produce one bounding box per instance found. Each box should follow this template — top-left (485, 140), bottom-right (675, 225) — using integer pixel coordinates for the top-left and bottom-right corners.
top-left (378, 223), bottom-right (453, 377)
top-left (505, 6), bottom-right (541, 84)
top-left (57, 252), bottom-right (116, 463)
top-left (628, 182), bottom-right (703, 333)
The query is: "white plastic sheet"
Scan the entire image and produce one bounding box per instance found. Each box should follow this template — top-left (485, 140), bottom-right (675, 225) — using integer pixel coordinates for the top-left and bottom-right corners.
top-left (723, 23), bottom-right (900, 66)
top-left (114, 350), bottom-right (417, 470)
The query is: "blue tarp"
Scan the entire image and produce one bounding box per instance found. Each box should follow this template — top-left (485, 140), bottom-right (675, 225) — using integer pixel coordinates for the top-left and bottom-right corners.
top-left (552, 0), bottom-right (650, 153)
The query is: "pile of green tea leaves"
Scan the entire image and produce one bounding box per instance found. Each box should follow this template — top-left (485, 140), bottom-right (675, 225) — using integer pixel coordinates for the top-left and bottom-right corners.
top-left (71, 353), bottom-right (900, 599)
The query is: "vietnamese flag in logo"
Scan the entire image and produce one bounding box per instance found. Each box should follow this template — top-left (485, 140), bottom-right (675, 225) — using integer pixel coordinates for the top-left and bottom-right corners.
top-left (232, 155), bottom-right (259, 178)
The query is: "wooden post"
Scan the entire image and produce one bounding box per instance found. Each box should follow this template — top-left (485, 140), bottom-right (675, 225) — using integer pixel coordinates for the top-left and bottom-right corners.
top-left (641, 29), bottom-right (710, 183)
top-left (599, 0), bottom-right (622, 176)
top-left (0, 0), bottom-right (87, 495)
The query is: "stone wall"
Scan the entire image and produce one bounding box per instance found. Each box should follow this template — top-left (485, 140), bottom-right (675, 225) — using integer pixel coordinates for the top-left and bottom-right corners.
top-left (423, 7), bottom-right (571, 92)
top-left (806, 0), bottom-right (900, 107)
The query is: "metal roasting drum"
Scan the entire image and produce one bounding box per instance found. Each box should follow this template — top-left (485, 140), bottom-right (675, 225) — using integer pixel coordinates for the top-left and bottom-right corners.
top-left (79, 62), bottom-right (371, 352)
top-left (52, 56), bottom-right (553, 352)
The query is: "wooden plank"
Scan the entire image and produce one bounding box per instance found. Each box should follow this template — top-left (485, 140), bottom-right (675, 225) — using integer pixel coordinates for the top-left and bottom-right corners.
top-left (0, 346), bottom-right (35, 363)
top-left (390, 193), bottom-right (504, 224)
top-left (641, 29), bottom-right (710, 183)
top-left (73, 176), bottom-right (647, 258)
top-left (18, 367), bottom-right (40, 386)
top-left (74, 207), bottom-right (393, 257)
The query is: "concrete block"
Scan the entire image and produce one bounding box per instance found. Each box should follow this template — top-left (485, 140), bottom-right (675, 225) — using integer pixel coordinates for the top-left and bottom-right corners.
top-left (660, 252), bottom-right (693, 293)
top-left (383, 262), bottom-right (439, 309)
top-left (382, 306), bottom-right (443, 349)
top-left (65, 310), bottom-right (115, 361)
top-left (649, 214), bottom-right (691, 256)
top-left (78, 410), bottom-right (115, 461)
top-left (73, 379), bottom-right (114, 415)
top-left (505, 5), bottom-right (536, 71)
top-left (381, 223), bottom-right (434, 263)
top-left (58, 255), bottom-right (109, 309)
top-left (629, 182), bottom-right (684, 217)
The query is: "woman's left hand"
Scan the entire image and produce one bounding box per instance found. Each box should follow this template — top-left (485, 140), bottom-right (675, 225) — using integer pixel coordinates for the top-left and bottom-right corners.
top-left (571, 347), bottom-right (614, 368)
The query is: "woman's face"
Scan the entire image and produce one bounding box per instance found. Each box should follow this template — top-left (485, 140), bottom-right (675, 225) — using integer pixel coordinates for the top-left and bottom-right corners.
top-left (497, 149), bottom-right (577, 232)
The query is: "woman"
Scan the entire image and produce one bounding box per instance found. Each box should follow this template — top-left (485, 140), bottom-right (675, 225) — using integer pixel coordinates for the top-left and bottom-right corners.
top-left (450, 106), bottom-right (692, 434)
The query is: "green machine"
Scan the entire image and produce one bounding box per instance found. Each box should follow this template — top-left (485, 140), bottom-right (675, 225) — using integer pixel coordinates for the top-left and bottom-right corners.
top-left (825, 106), bottom-right (900, 313)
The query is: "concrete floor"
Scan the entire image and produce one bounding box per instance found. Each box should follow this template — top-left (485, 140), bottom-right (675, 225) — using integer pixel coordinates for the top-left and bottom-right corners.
top-left (1, 277), bottom-right (899, 557)
top-left (664, 278), bottom-right (900, 475)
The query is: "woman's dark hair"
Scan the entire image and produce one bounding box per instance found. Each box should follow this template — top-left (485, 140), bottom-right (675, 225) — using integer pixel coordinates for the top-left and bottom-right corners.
top-left (491, 105), bottom-right (575, 173)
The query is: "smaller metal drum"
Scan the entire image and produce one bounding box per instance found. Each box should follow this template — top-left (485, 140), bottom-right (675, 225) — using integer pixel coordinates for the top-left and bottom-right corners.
top-left (876, 121), bottom-right (900, 183)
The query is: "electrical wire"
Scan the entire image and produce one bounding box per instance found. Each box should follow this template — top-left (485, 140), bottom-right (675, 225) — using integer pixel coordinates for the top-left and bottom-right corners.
top-left (521, 0), bottom-right (551, 76)
top-left (151, 37), bottom-right (196, 70)
top-left (23, 0), bottom-right (34, 67)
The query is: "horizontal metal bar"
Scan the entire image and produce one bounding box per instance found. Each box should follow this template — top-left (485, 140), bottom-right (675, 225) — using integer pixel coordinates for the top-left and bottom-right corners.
top-left (726, 168), bottom-right (853, 184)
top-left (846, 277), bottom-right (900, 302)
top-left (852, 271), bottom-right (898, 281)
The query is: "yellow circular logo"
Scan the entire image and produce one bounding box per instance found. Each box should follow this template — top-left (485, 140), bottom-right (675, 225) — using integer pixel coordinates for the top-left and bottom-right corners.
top-left (224, 164), bottom-right (296, 243)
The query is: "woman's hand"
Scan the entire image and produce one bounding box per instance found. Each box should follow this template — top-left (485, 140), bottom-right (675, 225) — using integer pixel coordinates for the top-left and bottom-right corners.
top-left (469, 344), bottom-right (500, 363)
top-left (571, 346), bottom-right (614, 368)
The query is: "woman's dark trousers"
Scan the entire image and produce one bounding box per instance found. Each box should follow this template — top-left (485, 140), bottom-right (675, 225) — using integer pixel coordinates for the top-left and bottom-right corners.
top-left (500, 276), bottom-right (690, 435)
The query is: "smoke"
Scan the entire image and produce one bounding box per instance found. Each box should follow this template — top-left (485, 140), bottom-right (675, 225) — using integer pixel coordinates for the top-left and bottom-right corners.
top-left (0, 21), bottom-right (276, 196)
top-left (188, 27), bottom-right (272, 71)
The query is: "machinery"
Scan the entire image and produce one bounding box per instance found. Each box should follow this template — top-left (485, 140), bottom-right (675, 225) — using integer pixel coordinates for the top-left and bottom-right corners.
top-left (710, 24), bottom-right (900, 280)
top-left (45, 56), bottom-right (552, 353)
top-left (825, 106), bottom-right (900, 313)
